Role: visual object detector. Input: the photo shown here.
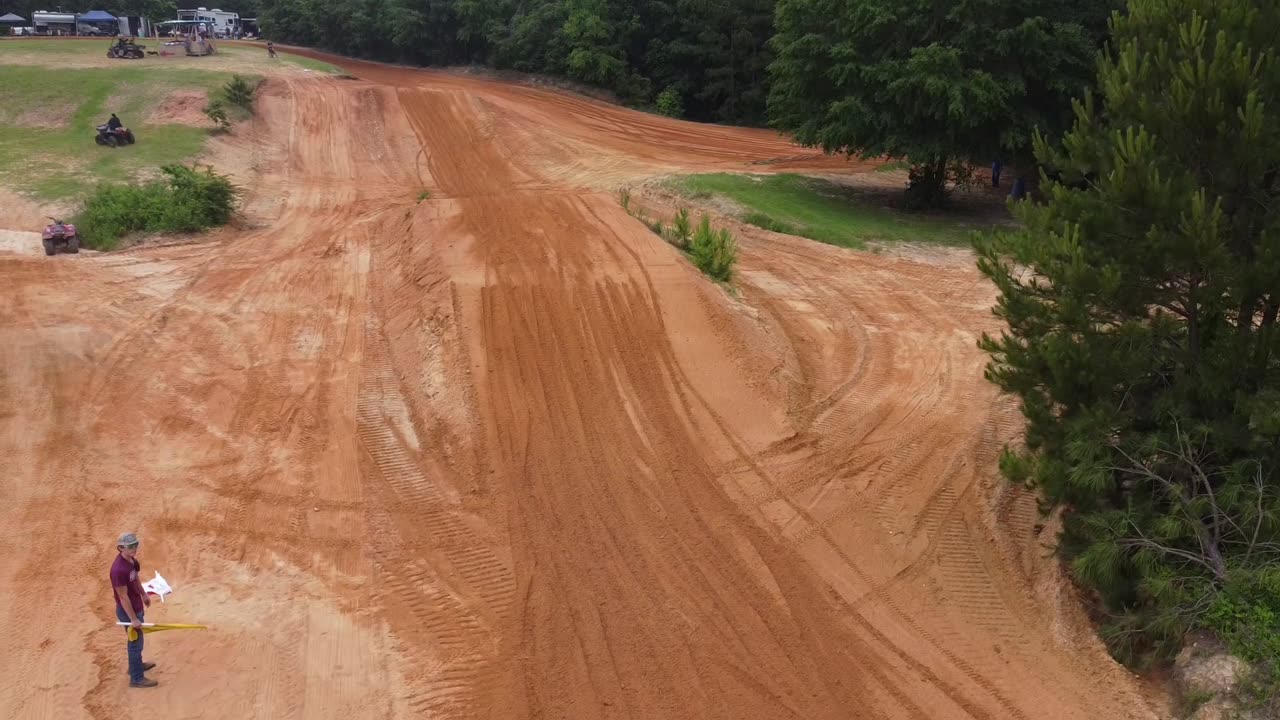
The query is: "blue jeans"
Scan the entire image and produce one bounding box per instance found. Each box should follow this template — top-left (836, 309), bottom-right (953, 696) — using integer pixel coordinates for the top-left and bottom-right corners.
top-left (115, 606), bottom-right (145, 682)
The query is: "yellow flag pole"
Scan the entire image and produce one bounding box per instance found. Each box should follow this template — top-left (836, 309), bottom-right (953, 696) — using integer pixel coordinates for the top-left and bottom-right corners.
top-left (118, 622), bottom-right (208, 642)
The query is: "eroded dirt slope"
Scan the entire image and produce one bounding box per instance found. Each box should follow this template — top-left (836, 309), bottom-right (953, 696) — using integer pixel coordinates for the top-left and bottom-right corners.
top-left (0, 59), bottom-right (1156, 720)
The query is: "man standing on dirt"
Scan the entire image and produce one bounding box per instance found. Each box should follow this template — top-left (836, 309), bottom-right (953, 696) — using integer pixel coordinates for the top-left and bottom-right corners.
top-left (111, 532), bottom-right (157, 688)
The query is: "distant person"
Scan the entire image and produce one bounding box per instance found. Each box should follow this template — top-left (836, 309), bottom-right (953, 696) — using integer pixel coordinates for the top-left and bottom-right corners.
top-left (111, 532), bottom-right (156, 688)
top-left (267, 41), bottom-right (277, 58)
top-left (106, 113), bottom-right (122, 131)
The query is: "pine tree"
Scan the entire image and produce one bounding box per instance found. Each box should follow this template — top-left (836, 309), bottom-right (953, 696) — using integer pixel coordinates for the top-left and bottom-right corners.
top-left (976, 0), bottom-right (1280, 661)
top-left (768, 0), bottom-right (1112, 207)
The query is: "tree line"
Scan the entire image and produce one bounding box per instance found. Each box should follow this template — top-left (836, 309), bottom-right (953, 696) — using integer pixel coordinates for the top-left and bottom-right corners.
top-left (256, 0), bottom-right (778, 125)
top-left (250, 0), bottom-right (1121, 203)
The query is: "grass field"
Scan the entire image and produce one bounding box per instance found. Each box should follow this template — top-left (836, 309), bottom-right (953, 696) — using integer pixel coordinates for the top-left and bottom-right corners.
top-left (0, 38), bottom-right (341, 73)
top-left (669, 173), bottom-right (992, 248)
top-left (0, 39), bottom-right (308, 202)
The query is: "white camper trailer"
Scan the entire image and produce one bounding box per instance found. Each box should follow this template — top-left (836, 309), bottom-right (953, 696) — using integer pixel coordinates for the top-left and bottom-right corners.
top-left (31, 11), bottom-right (77, 35)
top-left (177, 7), bottom-right (240, 38)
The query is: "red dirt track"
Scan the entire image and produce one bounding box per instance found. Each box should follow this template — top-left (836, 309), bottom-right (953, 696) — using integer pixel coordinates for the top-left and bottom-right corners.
top-left (0, 54), bottom-right (1158, 719)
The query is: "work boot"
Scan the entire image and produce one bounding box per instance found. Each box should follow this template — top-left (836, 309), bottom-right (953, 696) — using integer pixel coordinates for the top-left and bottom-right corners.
top-left (125, 662), bottom-right (156, 676)
top-left (130, 677), bottom-right (158, 688)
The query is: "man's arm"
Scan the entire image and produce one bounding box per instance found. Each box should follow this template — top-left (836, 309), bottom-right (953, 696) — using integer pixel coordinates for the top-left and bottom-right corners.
top-left (115, 585), bottom-right (141, 626)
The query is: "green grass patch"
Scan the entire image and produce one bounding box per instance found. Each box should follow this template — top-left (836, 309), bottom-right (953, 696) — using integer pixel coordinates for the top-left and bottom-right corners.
top-left (742, 211), bottom-right (795, 235)
top-left (0, 38), bottom-right (116, 57)
top-left (669, 173), bottom-right (987, 248)
top-left (0, 64), bottom-right (256, 201)
top-left (276, 52), bottom-right (343, 74)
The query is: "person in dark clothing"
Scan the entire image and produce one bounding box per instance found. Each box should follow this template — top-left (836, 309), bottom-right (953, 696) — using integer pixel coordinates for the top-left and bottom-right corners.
top-left (106, 113), bottom-right (122, 131)
top-left (111, 532), bottom-right (156, 688)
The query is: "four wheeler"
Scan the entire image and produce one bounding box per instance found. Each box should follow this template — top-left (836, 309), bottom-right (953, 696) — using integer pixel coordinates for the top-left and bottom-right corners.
top-left (42, 218), bottom-right (80, 256)
top-left (107, 37), bottom-right (145, 59)
top-left (95, 124), bottom-right (136, 148)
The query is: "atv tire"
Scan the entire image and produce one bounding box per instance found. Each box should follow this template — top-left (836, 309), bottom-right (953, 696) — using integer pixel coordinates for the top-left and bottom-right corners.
top-left (124, 131), bottom-right (135, 145)
top-left (68, 237), bottom-right (80, 253)
top-left (95, 134), bottom-right (107, 146)
top-left (43, 240), bottom-right (55, 256)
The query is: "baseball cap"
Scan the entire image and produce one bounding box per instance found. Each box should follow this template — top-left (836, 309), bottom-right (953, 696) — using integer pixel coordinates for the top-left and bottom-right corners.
top-left (117, 532), bottom-right (139, 547)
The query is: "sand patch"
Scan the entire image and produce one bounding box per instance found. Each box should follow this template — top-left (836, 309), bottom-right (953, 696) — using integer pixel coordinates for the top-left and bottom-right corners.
top-left (149, 89), bottom-right (212, 126)
top-left (0, 187), bottom-right (70, 231)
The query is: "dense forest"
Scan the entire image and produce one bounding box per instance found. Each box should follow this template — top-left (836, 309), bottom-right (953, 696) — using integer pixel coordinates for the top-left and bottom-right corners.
top-left (253, 0), bottom-right (777, 125)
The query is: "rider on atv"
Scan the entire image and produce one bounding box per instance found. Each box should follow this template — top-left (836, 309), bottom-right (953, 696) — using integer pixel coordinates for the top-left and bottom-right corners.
top-left (96, 113), bottom-right (135, 147)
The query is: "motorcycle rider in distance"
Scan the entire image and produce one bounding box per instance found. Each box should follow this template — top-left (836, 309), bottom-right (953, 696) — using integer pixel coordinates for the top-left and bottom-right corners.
top-left (107, 113), bottom-right (123, 131)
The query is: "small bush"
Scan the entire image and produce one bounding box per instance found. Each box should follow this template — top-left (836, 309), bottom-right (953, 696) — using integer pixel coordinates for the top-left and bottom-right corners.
top-left (224, 75), bottom-right (257, 112)
top-left (417, 190), bottom-right (431, 202)
top-left (1202, 569), bottom-right (1280, 708)
top-left (618, 187), bottom-right (632, 213)
top-left (689, 215), bottom-right (737, 282)
top-left (203, 99), bottom-right (230, 130)
top-left (73, 165), bottom-right (237, 249)
top-left (649, 218), bottom-right (665, 235)
top-left (669, 206), bottom-right (692, 249)
top-left (743, 212), bottom-right (795, 234)
top-left (656, 87), bottom-right (684, 118)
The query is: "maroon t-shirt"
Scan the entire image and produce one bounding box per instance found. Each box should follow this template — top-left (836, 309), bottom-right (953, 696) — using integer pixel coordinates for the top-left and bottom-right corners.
top-left (110, 554), bottom-right (145, 614)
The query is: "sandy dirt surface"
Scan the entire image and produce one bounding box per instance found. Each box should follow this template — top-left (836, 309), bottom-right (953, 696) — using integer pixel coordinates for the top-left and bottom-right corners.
top-left (147, 89), bottom-right (212, 127)
top-left (0, 52), bottom-right (1160, 720)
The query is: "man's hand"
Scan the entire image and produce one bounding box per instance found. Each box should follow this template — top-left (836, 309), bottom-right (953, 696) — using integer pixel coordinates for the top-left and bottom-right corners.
top-left (130, 617), bottom-right (142, 629)
top-left (143, 594), bottom-right (151, 608)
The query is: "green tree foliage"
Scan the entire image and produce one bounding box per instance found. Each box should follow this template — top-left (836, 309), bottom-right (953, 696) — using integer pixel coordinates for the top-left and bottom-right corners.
top-left (976, 0), bottom-right (1280, 663)
top-left (223, 75), bottom-right (257, 111)
top-left (768, 0), bottom-right (1115, 206)
top-left (203, 99), bottom-right (231, 130)
top-left (655, 87), bottom-right (684, 118)
top-left (253, 0), bottom-right (777, 123)
top-left (74, 165), bottom-right (238, 248)
top-left (5, 1), bottom-right (179, 20)
top-left (689, 214), bottom-right (737, 282)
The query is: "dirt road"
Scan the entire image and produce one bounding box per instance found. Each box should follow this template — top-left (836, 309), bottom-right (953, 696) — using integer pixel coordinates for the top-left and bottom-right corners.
top-left (0, 58), bottom-right (1158, 720)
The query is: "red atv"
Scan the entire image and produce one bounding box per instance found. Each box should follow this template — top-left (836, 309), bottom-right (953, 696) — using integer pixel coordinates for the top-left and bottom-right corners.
top-left (95, 124), bottom-right (136, 148)
top-left (42, 218), bottom-right (80, 256)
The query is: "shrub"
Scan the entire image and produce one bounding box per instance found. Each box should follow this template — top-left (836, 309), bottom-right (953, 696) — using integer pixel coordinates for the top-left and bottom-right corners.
top-left (224, 75), bottom-right (257, 111)
top-left (203, 99), bottom-right (230, 131)
top-left (417, 190), bottom-right (431, 202)
top-left (1202, 569), bottom-right (1280, 708)
top-left (73, 165), bottom-right (237, 249)
top-left (689, 215), bottom-right (737, 282)
top-left (656, 87), bottom-right (684, 118)
top-left (743, 212), bottom-right (795, 235)
top-left (618, 187), bottom-right (632, 213)
top-left (669, 206), bottom-right (692, 249)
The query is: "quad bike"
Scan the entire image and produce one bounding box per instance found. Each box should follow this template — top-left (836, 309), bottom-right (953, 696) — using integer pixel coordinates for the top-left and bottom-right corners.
top-left (95, 124), bottom-right (136, 148)
top-left (42, 218), bottom-right (79, 256)
top-left (107, 38), bottom-right (145, 59)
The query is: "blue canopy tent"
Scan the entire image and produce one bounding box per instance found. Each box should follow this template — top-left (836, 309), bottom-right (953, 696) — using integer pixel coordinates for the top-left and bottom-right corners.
top-left (77, 9), bottom-right (117, 36)
top-left (78, 10), bottom-right (117, 22)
